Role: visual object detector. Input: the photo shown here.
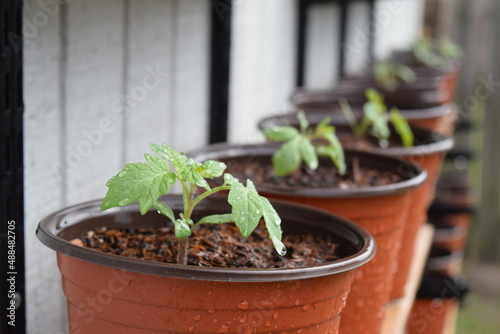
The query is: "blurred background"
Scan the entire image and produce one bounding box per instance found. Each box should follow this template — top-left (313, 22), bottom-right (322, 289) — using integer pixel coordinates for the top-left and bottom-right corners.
top-left (1, 0), bottom-right (499, 333)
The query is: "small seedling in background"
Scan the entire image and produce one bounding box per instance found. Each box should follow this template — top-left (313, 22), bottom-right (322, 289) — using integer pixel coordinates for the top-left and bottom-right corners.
top-left (339, 88), bottom-right (414, 148)
top-left (373, 61), bottom-right (416, 91)
top-left (263, 112), bottom-right (346, 177)
top-left (100, 143), bottom-right (286, 265)
top-left (412, 36), bottom-right (462, 69)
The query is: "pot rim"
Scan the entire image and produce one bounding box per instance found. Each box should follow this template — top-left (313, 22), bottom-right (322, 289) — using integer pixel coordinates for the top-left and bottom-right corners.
top-left (36, 196), bottom-right (376, 282)
top-left (257, 112), bottom-right (454, 157)
top-left (188, 143), bottom-right (427, 198)
top-left (290, 88), bottom-right (455, 120)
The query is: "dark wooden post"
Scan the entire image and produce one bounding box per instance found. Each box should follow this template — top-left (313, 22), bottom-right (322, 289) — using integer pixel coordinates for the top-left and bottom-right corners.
top-left (1, 0), bottom-right (26, 333)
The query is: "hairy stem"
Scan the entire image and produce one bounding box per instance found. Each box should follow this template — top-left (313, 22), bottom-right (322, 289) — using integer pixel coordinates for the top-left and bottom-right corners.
top-left (190, 185), bottom-right (232, 211)
top-left (357, 118), bottom-right (371, 138)
top-left (177, 237), bottom-right (189, 265)
top-left (339, 98), bottom-right (359, 135)
top-left (352, 156), bottom-right (361, 184)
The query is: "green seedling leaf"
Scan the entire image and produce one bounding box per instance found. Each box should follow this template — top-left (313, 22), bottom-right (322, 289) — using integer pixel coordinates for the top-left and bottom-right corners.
top-left (101, 154), bottom-right (176, 215)
top-left (365, 88), bottom-right (385, 110)
top-left (373, 62), bottom-right (416, 91)
top-left (154, 200), bottom-right (176, 223)
top-left (178, 168), bottom-right (211, 190)
top-left (195, 160), bottom-right (227, 178)
top-left (413, 36), bottom-right (461, 69)
top-left (272, 136), bottom-right (302, 176)
top-left (365, 106), bottom-right (390, 141)
top-left (315, 116), bottom-right (334, 135)
top-left (150, 143), bottom-right (187, 171)
top-left (175, 214), bottom-right (193, 238)
top-left (324, 132), bottom-right (347, 175)
top-left (297, 111), bottom-right (309, 132)
top-left (260, 198), bottom-right (286, 256)
top-left (225, 175), bottom-right (286, 255)
top-left (198, 214), bottom-right (234, 225)
top-left (339, 98), bottom-right (359, 135)
top-left (298, 136), bottom-right (318, 170)
top-left (389, 108), bottom-right (414, 147)
top-left (265, 113), bottom-right (346, 177)
top-left (397, 64), bottom-right (416, 83)
top-left (358, 88), bottom-right (412, 148)
top-left (263, 126), bottom-right (300, 142)
top-left (227, 179), bottom-right (266, 238)
top-left (102, 144), bottom-right (287, 262)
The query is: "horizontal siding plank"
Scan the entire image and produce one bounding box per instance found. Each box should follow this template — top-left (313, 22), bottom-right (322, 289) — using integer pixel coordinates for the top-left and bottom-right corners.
top-left (125, 0), bottom-right (174, 162)
top-left (64, 0), bottom-right (126, 205)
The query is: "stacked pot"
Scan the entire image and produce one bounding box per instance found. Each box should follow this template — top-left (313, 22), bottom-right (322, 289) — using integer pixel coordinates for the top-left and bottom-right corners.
top-left (282, 48), bottom-right (467, 333)
top-left (406, 161), bottom-right (474, 334)
top-left (190, 144), bottom-right (427, 334)
top-left (38, 197), bottom-right (377, 333)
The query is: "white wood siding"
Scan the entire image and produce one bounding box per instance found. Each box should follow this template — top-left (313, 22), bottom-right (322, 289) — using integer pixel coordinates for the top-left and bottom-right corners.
top-left (305, 3), bottom-right (340, 88)
top-left (374, 0), bottom-right (425, 59)
top-left (228, 0), bottom-right (297, 143)
top-left (23, 1), bottom-right (210, 333)
top-left (24, 0), bottom-right (67, 332)
top-left (304, 0), bottom-right (425, 87)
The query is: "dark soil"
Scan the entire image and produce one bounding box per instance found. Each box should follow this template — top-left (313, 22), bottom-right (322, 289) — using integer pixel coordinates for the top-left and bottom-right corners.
top-left (225, 159), bottom-right (403, 189)
top-left (337, 132), bottom-right (401, 150)
top-left (72, 222), bottom-right (338, 269)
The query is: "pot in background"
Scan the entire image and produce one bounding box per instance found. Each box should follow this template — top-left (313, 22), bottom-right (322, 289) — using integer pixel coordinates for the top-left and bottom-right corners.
top-left (258, 112), bottom-right (453, 298)
top-left (189, 143), bottom-right (427, 334)
top-left (425, 247), bottom-right (464, 276)
top-left (37, 196), bottom-right (375, 334)
top-left (406, 274), bottom-right (470, 334)
top-left (290, 87), bottom-right (457, 135)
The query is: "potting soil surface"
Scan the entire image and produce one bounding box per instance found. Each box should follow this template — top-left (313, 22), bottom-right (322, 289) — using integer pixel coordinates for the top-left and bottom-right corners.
top-left (74, 223), bottom-right (339, 269)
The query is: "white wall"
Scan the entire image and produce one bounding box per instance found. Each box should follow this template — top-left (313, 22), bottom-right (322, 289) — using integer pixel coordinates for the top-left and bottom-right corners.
top-left (374, 0), bottom-right (425, 59)
top-left (23, 0), bottom-right (209, 333)
top-left (228, 0), bottom-right (297, 143)
top-left (304, 0), bottom-right (425, 87)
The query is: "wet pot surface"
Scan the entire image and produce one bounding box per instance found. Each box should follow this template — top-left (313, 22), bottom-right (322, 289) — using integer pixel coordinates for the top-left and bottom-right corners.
top-left (189, 144), bottom-right (426, 334)
top-left (258, 113), bottom-right (453, 299)
top-left (37, 196), bottom-right (375, 333)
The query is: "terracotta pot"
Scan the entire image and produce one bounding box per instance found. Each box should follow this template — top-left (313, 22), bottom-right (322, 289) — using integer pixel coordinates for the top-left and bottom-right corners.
top-left (339, 70), bottom-right (458, 108)
top-left (406, 274), bottom-right (470, 334)
top-left (434, 173), bottom-right (474, 208)
top-left (407, 298), bottom-right (459, 334)
top-left (37, 196), bottom-right (375, 334)
top-left (290, 87), bottom-right (457, 135)
top-left (189, 144), bottom-right (426, 334)
top-left (389, 49), bottom-right (462, 106)
top-left (258, 113), bottom-right (453, 298)
top-left (428, 202), bottom-right (473, 233)
top-left (430, 222), bottom-right (468, 252)
top-left (425, 247), bottom-right (463, 276)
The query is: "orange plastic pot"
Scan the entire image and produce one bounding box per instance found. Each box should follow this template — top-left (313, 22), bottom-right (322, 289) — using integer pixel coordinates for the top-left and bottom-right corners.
top-left (291, 87), bottom-right (457, 135)
top-left (189, 144), bottom-right (426, 334)
top-left (37, 196), bottom-right (375, 333)
top-left (431, 223), bottom-right (468, 252)
top-left (407, 298), bottom-right (459, 334)
top-left (425, 247), bottom-right (463, 276)
top-left (406, 274), bottom-right (470, 334)
top-left (258, 114), bottom-right (453, 299)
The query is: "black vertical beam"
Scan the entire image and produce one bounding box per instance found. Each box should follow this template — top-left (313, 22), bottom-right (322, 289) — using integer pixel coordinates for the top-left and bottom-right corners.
top-left (209, 0), bottom-right (232, 144)
top-left (1, 0), bottom-right (26, 333)
top-left (338, 0), bottom-right (348, 78)
top-left (296, 0), bottom-right (308, 87)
